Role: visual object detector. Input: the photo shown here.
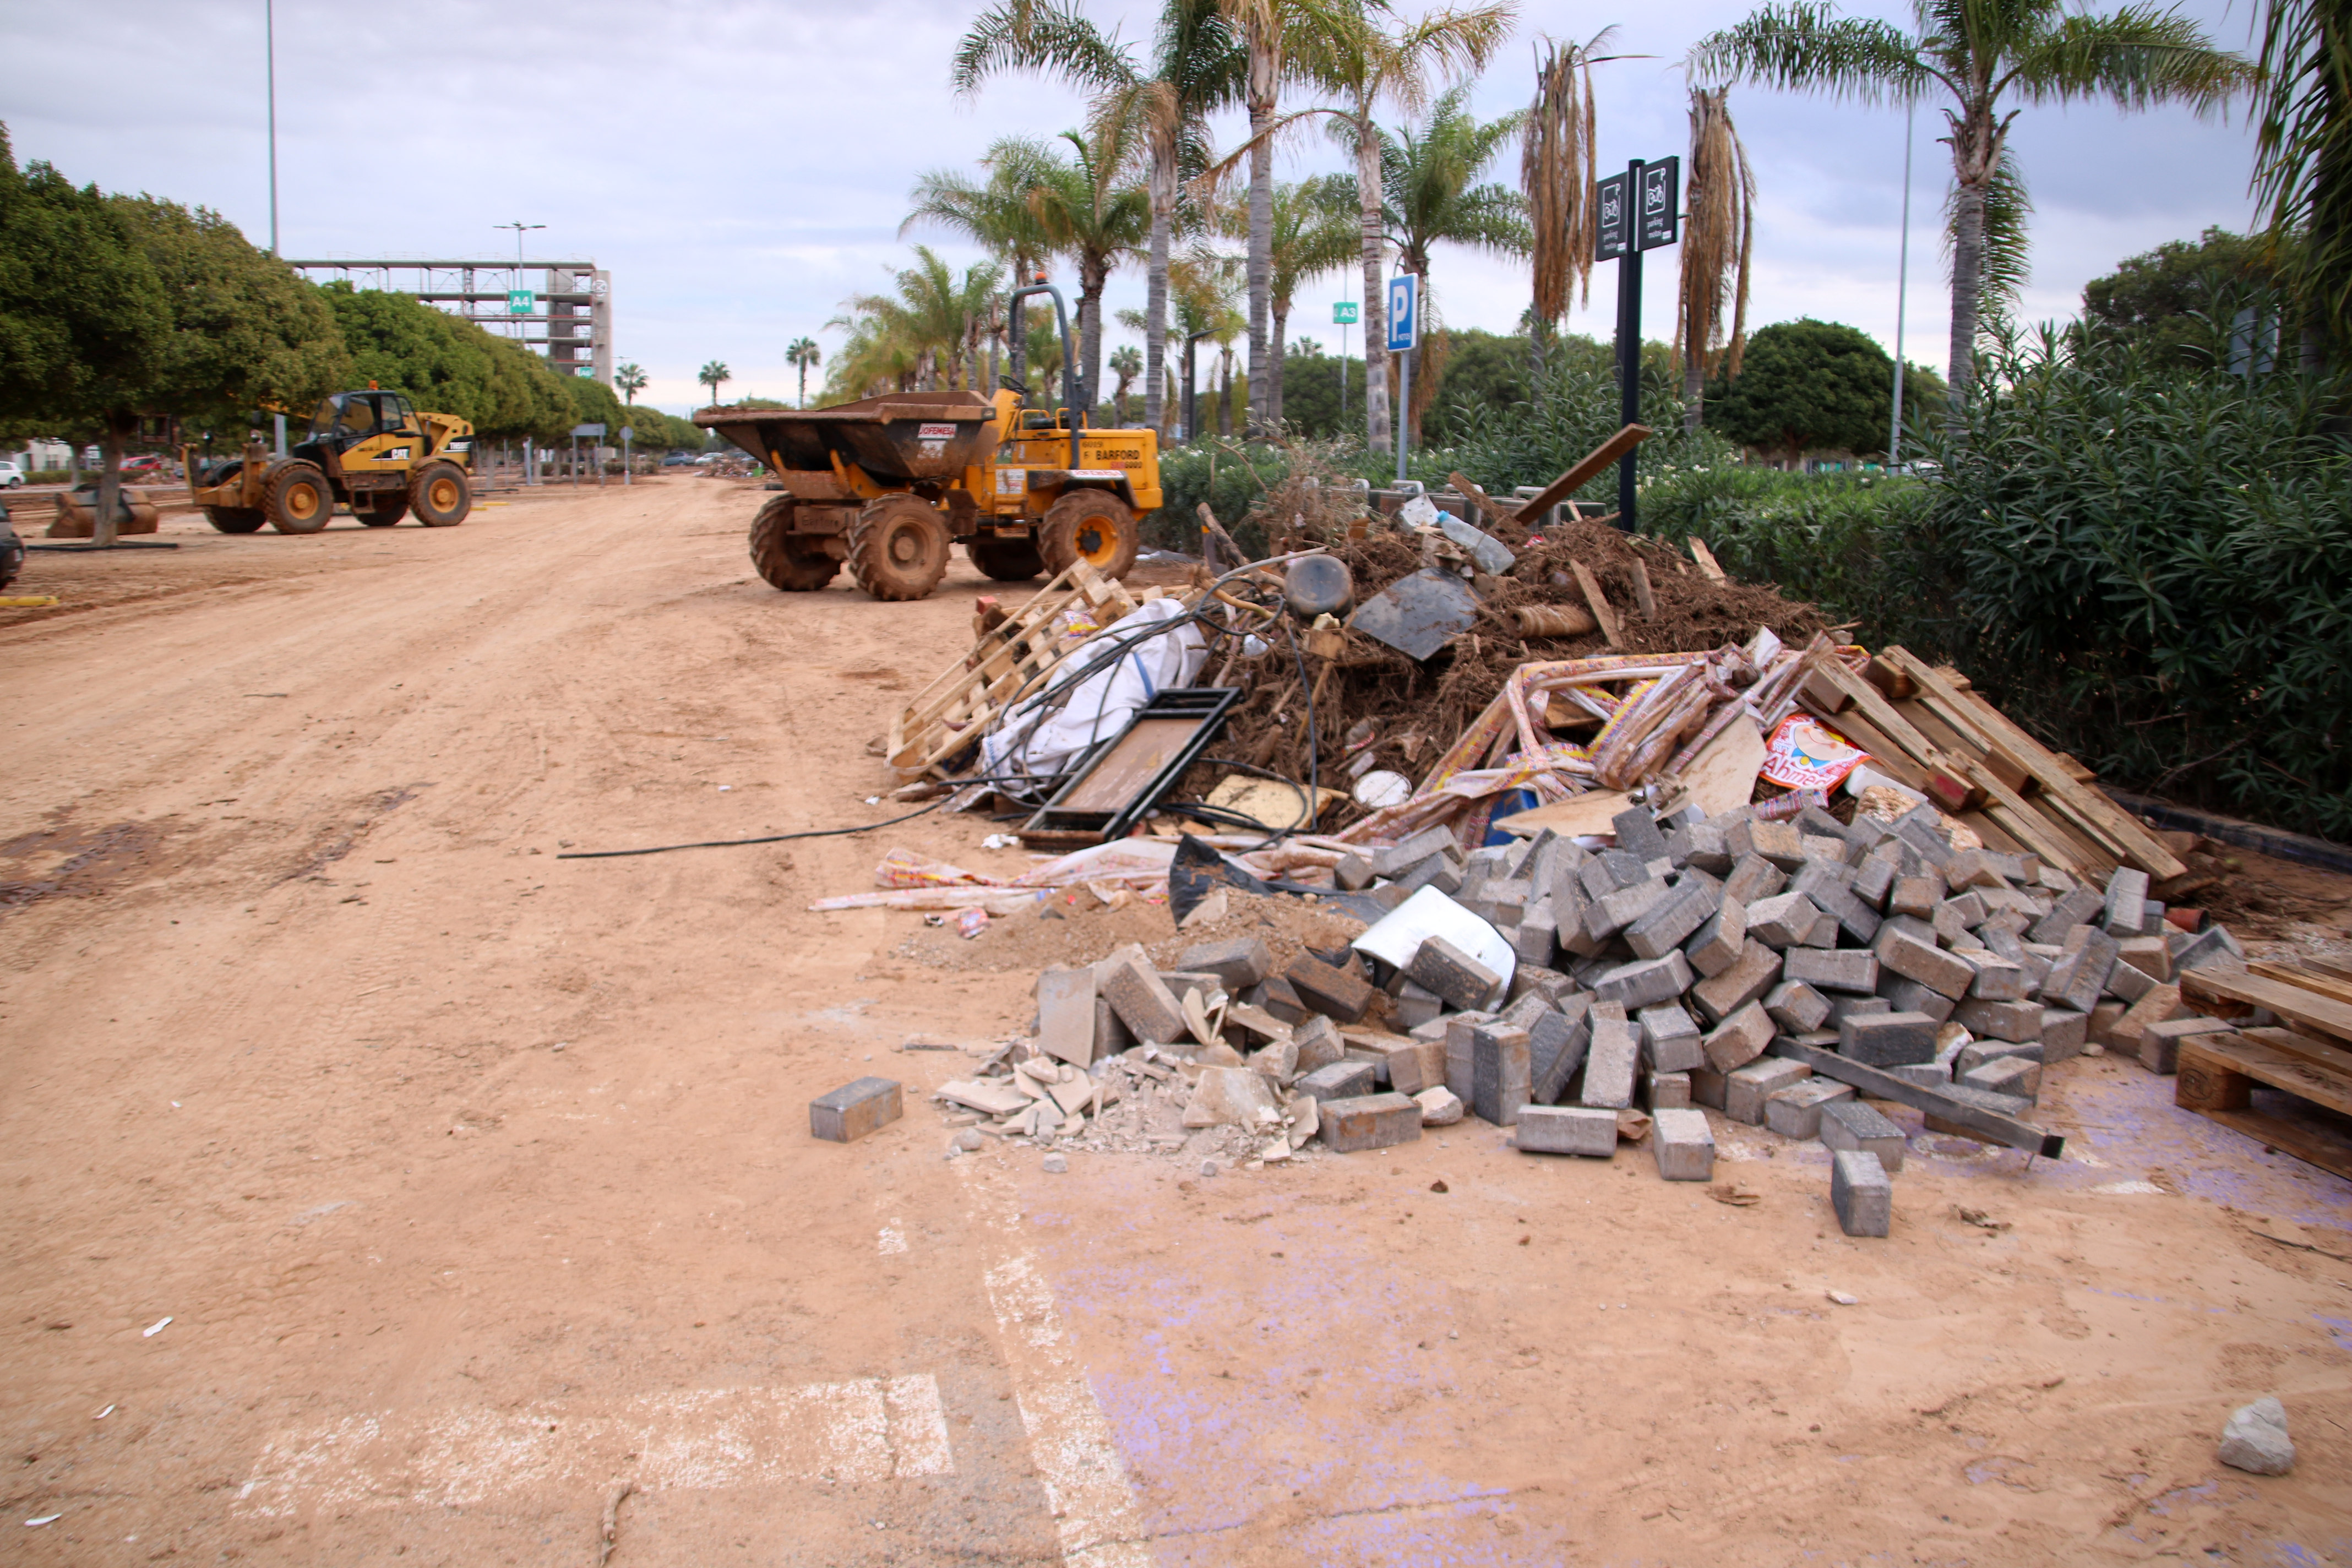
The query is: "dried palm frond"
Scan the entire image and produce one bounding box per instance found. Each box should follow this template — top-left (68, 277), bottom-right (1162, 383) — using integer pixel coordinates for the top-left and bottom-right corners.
top-left (1523, 32), bottom-right (1610, 326)
top-left (1675, 85), bottom-right (1758, 427)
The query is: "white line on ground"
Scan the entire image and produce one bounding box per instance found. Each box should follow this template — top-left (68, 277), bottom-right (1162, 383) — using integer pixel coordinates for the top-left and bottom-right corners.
top-left (233, 1375), bottom-right (952, 1517)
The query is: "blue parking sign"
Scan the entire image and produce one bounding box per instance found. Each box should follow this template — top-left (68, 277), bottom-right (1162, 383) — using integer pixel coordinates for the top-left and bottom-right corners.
top-left (1385, 274), bottom-right (1418, 353)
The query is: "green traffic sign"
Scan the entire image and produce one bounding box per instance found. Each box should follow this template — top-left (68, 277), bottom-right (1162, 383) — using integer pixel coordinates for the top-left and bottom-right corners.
top-left (507, 288), bottom-right (535, 315)
top-left (1332, 301), bottom-right (1359, 325)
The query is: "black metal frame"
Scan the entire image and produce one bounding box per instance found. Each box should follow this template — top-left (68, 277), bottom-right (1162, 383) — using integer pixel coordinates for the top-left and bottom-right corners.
top-left (1021, 687), bottom-right (1242, 843)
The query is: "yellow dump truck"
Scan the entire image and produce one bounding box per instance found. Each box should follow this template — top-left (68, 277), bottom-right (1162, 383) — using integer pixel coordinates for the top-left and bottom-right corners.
top-left (695, 282), bottom-right (1162, 602)
top-left (184, 389), bottom-right (473, 534)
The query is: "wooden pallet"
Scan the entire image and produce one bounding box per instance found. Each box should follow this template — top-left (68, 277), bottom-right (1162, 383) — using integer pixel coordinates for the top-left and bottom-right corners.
top-left (2176, 1030), bottom-right (2352, 1183)
top-left (1797, 645), bottom-right (2186, 883)
top-left (885, 560), bottom-right (1139, 780)
top-left (2180, 967), bottom-right (2352, 1046)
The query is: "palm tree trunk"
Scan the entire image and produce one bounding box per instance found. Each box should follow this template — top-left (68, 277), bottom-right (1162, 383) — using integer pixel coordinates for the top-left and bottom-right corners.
top-left (1218, 352), bottom-right (1233, 437)
top-left (1355, 111), bottom-right (1391, 451)
top-left (1246, 36), bottom-right (1276, 435)
top-left (1271, 305), bottom-right (1288, 428)
top-left (1079, 258), bottom-right (1107, 418)
top-left (1145, 143), bottom-right (1174, 437)
top-left (1683, 360), bottom-right (1704, 432)
top-left (93, 419), bottom-right (124, 550)
top-left (1948, 179), bottom-right (1984, 400)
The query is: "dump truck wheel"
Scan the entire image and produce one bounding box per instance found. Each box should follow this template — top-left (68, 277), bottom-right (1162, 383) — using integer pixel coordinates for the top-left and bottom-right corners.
top-left (409, 463), bottom-right (470, 526)
top-left (847, 496), bottom-right (951, 601)
top-left (967, 534), bottom-right (1044, 581)
top-left (749, 498), bottom-right (838, 591)
top-left (265, 464), bottom-right (333, 534)
top-left (1040, 489), bottom-right (1138, 579)
top-left (203, 505), bottom-right (266, 534)
top-left (357, 495), bottom-right (409, 527)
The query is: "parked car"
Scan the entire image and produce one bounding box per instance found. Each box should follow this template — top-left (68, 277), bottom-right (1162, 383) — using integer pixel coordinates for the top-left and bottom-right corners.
top-left (121, 454), bottom-right (168, 475)
top-left (660, 450), bottom-right (699, 468)
top-left (0, 461), bottom-right (23, 489)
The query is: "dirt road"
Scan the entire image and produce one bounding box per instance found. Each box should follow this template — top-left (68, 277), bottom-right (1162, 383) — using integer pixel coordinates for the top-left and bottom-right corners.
top-left (3, 480), bottom-right (2348, 1566)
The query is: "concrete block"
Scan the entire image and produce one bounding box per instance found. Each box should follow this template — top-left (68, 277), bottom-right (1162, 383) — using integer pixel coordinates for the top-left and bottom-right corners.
top-left (1852, 852), bottom-right (1898, 910)
top-left (1441, 1010), bottom-right (1494, 1102)
top-left (1792, 861), bottom-right (1882, 944)
top-left (1764, 1076), bottom-right (1855, 1140)
top-left (1764, 979), bottom-right (1833, 1035)
top-left (1878, 972), bottom-right (1957, 1022)
top-left (1831, 1148), bottom-right (1893, 1237)
top-left (1392, 979), bottom-right (1444, 1031)
top-left (1876, 923), bottom-right (1977, 1000)
top-left (1885, 1061), bottom-right (1954, 1089)
top-left (1702, 1000), bottom-right (1777, 1073)
top-left (1723, 852), bottom-right (1788, 906)
top-left (1471, 1022), bottom-right (1533, 1126)
top-left (1645, 1070), bottom-right (1692, 1109)
top-left (1594, 951), bottom-right (1696, 1011)
top-left (1887, 873), bottom-right (1943, 921)
top-left (1828, 994), bottom-right (1891, 1025)
top-left (1612, 805), bottom-right (1670, 863)
top-left (1746, 891), bottom-right (1821, 949)
top-left (1725, 1057), bottom-right (1811, 1124)
top-left (2029, 885), bottom-right (2104, 945)
top-left (1638, 1002), bottom-right (1705, 1072)
top-left (1292, 1014), bottom-right (1346, 1076)
top-left (1036, 966), bottom-right (1099, 1068)
top-left (810, 1077), bottom-right (903, 1143)
top-left (1935, 892), bottom-right (1989, 937)
top-left (1379, 1037), bottom-right (1448, 1097)
top-left (1393, 852), bottom-right (1464, 897)
top-left (1581, 849), bottom-right (1651, 897)
top-left (1297, 1058), bottom-right (1379, 1109)
top-left (1953, 996), bottom-right (2042, 1044)
top-left (1689, 1064), bottom-right (1729, 1109)
top-left (1179, 937), bottom-right (1273, 991)
top-left (1580, 1017), bottom-right (1641, 1109)
top-left (1585, 876), bottom-right (1672, 941)
top-left (1729, 816), bottom-right (1807, 870)
top-left (1531, 999), bottom-right (1592, 1104)
top-left (2174, 923), bottom-right (2246, 974)
top-left (1685, 896), bottom-right (1749, 977)
top-left (1838, 1010), bottom-right (1939, 1067)
top-left (2086, 998), bottom-right (2129, 1047)
top-left (1371, 826), bottom-right (1461, 878)
top-left (1319, 1092), bottom-right (1424, 1152)
top-left (1403, 938), bottom-right (1498, 1014)
top-left (1500, 989), bottom-right (1553, 1030)
top-left (1819, 1098), bottom-right (1907, 1172)
top-left (1510, 913), bottom-right (1559, 969)
top-left (2116, 933), bottom-right (2172, 984)
top-left (1783, 946), bottom-right (1880, 995)
top-left (1099, 951), bottom-right (1188, 1044)
top-left (1516, 1104), bottom-right (1619, 1157)
top-left (2139, 1014), bottom-right (2230, 1074)
top-left (1625, 876), bottom-right (1721, 960)
top-left (2109, 981), bottom-right (2187, 1055)
top-left (1093, 995), bottom-right (1134, 1058)
top-left (1668, 819), bottom-right (1733, 875)
top-left (1691, 939), bottom-right (1783, 1025)
top-left (1288, 954), bottom-right (1378, 1023)
top-left (1652, 1107), bottom-right (1716, 1180)
top-left (2040, 1006), bottom-right (2089, 1064)
top-left (2102, 866), bottom-right (2152, 937)
top-left (1963, 951), bottom-right (2032, 1001)
top-left (2105, 956), bottom-right (2157, 1003)
top-left (1962, 1054), bottom-right (2040, 1101)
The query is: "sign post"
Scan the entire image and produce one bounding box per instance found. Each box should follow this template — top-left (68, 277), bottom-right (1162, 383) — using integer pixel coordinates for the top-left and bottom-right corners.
top-left (620, 424), bottom-right (633, 487)
top-left (1332, 300), bottom-right (1358, 423)
top-left (570, 422), bottom-right (605, 489)
top-left (1385, 274), bottom-right (1418, 483)
top-left (1595, 156), bottom-right (1679, 532)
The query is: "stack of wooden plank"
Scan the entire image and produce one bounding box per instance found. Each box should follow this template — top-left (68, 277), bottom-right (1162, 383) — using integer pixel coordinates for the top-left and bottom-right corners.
top-left (2175, 961), bottom-right (2352, 1180)
top-left (886, 560), bottom-right (1139, 781)
top-left (1799, 644), bottom-right (2186, 885)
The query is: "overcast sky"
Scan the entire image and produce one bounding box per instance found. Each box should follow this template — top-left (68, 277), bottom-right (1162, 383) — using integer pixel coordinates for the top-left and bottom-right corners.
top-left (6, 0), bottom-right (2265, 416)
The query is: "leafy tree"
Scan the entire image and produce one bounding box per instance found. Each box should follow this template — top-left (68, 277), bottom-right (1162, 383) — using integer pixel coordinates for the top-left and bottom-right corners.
top-left (1419, 326), bottom-right (1531, 443)
top-left (1272, 344), bottom-right (1366, 436)
top-left (322, 284), bottom-right (576, 440)
top-left (827, 247), bottom-right (1004, 400)
top-left (1691, 0), bottom-right (2253, 398)
top-left (699, 360), bottom-right (729, 407)
top-left (614, 362), bottom-right (647, 404)
top-left (1107, 344), bottom-right (1143, 421)
top-left (1705, 318), bottom-right (1901, 462)
top-left (906, 136), bottom-right (1058, 389)
top-left (2081, 227), bottom-right (2289, 362)
top-left (1018, 130), bottom-right (1152, 407)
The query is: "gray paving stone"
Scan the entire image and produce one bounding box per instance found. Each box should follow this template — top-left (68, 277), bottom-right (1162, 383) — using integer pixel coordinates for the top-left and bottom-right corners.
top-left (1832, 1148), bottom-right (1893, 1237)
top-left (1515, 1104), bottom-right (1618, 1157)
top-left (1638, 1002), bottom-right (1705, 1072)
top-left (1652, 1107), bottom-right (1716, 1180)
top-left (1690, 939), bottom-right (1783, 1025)
top-left (1763, 1076), bottom-right (1855, 1140)
top-left (1819, 1098), bottom-right (1907, 1172)
top-left (1783, 946), bottom-right (1880, 995)
top-left (1725, 1057), bottom-right (1811, 1124)
top-left (1579, 1017), bottom-right (1641, 1109)
top-left (1838, 1010), bottom-right (1939, 1067)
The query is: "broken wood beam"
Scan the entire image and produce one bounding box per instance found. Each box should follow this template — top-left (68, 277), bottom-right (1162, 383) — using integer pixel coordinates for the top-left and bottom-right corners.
top-left (1687, 536), bottom-right (1727, 581)
top-left (1568, 560), bottom-right (1622, 648)
top-left (1509, 424), bottom-right (1652, 525)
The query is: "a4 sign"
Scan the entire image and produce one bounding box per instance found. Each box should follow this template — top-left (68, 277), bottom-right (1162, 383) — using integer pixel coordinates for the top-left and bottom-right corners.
top-left (1594, 156), bottom-right (1680, 262)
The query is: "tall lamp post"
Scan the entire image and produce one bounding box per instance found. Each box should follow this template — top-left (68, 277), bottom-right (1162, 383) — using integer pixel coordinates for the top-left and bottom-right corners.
top-left (1888, 107), bottom-right (1914, 469)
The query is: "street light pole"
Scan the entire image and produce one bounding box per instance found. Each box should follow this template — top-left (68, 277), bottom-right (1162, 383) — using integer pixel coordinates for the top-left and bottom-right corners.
top-left (1889, 106), bottom-right (1914, 470)
top-left (266, 0), bottom-right (285, 458)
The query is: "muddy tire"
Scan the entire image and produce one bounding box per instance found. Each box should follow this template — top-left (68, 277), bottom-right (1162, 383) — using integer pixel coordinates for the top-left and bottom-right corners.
top-left (1039, 488), bottom-right (1138, 579)
top-left (846, 496), bottom-right (951, 602)
top-left (409, 463), bottom-right (470, 526)
top-left (204, 505), bottom-right (266, 534)
top-left (265, 464), bottom-right (333, 535)
top-left (966, 533), bottom-right (1045, 582)
top-left (748, 497), bottom-right (839, 591)
top-left (357, 494), bottom-right (409, 527)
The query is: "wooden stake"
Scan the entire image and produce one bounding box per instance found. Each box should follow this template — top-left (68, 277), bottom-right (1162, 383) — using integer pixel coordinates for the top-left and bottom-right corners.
top-left (1569, 560), bottom-right (1622, 648)
top-left (1627, 559), bottom-right (1658, 620)
top-left (1687, 536), bottom-right (1727, 581)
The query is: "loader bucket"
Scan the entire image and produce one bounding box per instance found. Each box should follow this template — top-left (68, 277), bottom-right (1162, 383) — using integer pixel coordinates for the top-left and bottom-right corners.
top-left (695, 391), bottom-right (998, 483)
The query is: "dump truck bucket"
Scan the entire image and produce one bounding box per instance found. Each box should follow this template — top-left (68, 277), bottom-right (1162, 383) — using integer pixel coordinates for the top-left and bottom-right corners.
top-left (695, 391), bottom-right (999, 483)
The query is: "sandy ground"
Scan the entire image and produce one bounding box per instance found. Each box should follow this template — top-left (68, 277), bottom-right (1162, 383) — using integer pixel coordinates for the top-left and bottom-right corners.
top-left (3, 478), bottom-right (2349, 1567)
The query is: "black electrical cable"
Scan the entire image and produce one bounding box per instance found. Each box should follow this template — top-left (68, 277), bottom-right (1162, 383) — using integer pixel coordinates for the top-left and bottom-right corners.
top-left (553, 795), bottom-right (955, 859)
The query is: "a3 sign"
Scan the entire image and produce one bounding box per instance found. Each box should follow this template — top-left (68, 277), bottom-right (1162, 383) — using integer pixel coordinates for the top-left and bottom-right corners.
top-left (1594, 156), bottom-right (1680, 262)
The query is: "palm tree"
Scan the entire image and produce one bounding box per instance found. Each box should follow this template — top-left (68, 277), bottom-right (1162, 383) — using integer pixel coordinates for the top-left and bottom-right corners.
top-left (785, 337), bottom-right (821, 407)
top-left (1108, 344), bottom-right (1144, 421)
top-left (954, 0), bottom-right (1245, 439)
top-left (699, 360), bottom-right (729, 408)
top-left (1379, 87), bottom-right (1530, 438)
top-left (614, 362), bottom-right (648, 404)
top-left (2252, 0), bottom-right (2352, 344)
top-left (1020, 130), bottom-right (1152, 411)
top-left (1261, 175), bottom-right (1363, 427)
top-left (1315, 3), bottom-right (1516, 450)
top-left (1522, 32), bottom-right (1613, 364)
top-left (1691, 0), bottom-right (2252, 396)
top-left (1674, 86), bottom-right (1758, 430)
top-left (905, 143), bottom-right (1058, 388)
top-left (830, 247), bottom-right (1005, 398)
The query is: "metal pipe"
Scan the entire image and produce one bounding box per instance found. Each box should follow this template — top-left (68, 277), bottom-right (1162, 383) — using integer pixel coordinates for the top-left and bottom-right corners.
top-left (1006, 281), bottom-right (1080, 472)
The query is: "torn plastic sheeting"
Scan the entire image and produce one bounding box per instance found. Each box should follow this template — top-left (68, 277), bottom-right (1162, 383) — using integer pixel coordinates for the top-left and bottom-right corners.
top-left (1351, 886), bottom-right (1516, 991)
top-left (979, 597), bottom-right (1207, 796)
top-left (810, 839), bottom-right (1180, 912)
